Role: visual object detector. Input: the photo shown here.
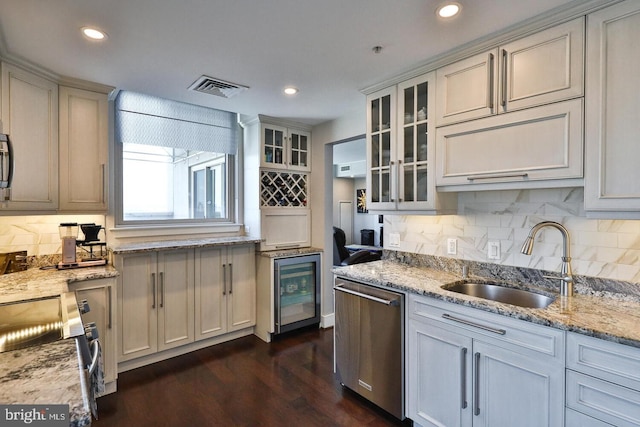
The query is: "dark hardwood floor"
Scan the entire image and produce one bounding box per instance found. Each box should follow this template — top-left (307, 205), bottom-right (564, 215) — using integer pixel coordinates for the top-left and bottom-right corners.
top-left (94, 327), bottom-right (410, 427)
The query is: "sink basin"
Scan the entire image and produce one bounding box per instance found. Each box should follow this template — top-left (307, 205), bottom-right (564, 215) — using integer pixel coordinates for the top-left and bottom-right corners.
top-left (442, 282), bottom-right (555, 309)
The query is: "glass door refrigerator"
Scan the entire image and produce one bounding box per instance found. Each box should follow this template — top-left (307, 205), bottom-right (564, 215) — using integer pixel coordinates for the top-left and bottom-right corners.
top-left (274, 253), bottom-right (321, 335)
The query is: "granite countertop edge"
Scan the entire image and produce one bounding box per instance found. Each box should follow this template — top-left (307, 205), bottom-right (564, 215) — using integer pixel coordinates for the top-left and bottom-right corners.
top-left (333, 260), bottom-right (640, 349)
top-left (110, 236), bottom-right (262, 254)
top-left (258, 247), bottom-right (324, 258)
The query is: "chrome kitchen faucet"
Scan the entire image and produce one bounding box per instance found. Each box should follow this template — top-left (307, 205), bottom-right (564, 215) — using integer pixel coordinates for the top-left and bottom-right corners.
top-left (521, 221), bottom-right (574, 297)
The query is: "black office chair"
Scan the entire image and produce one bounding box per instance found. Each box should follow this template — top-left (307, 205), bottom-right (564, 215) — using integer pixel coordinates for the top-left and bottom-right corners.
top-left (333, 226), bottom-right (381, 266)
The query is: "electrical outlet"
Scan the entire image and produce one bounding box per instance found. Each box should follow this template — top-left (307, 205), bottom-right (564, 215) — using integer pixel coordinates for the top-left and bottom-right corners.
top-left (488, 241), bottom-right (501, 260)
top-left (447, 238), bottom-right (457, 255)
top-left (389, 233), bottom-right (401, 248)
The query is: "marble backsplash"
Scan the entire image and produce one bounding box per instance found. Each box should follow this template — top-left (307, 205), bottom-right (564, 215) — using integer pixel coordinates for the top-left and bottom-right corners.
top-left (0, 214), bottom-right (106, 257)
top-left (385, 188), bottom-right (640, 286)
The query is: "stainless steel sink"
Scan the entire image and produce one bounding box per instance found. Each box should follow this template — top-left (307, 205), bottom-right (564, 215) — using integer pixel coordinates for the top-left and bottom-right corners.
top-left (442, 282), bottom-right (555, 309)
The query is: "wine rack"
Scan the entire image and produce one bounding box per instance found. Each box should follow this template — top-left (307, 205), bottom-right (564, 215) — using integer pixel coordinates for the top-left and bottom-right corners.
top-left (260, 171), bottom-right (308, 207)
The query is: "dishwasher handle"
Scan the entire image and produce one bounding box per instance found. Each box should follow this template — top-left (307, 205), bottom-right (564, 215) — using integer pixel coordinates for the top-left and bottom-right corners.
top-left (334, 284), bottom-right (400, 306)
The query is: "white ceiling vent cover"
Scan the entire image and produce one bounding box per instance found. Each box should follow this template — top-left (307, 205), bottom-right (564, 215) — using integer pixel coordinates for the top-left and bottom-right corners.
top-left (188, 75), bottom-right (249, 98)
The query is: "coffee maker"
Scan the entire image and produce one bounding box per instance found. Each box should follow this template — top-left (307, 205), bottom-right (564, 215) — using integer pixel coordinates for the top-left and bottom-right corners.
top-left (59, 223), bottom-right (79, 266)
top-left (58, 222), bottom-right (107, 269)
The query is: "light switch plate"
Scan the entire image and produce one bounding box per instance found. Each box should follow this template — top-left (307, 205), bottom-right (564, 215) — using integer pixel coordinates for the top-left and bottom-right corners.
top-left (447, 238), bottom-right (457, 255)
top-left (488, 241), bottom-right (501, 260)
top-left (389, 233), bottom-right (400, 248)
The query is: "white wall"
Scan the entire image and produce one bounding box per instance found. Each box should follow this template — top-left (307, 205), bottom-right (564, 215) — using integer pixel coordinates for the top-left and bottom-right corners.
top-left (352, 177), bottom-right (381, 246)
top-left (310, 106), bottom-right (366, 325)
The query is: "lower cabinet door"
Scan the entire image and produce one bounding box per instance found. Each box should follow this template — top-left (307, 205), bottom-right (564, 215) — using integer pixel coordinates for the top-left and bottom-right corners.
top-left (157, 250), bottom-right (194, 351)
top-left (118, 252), bottom-right (158, 362)
top-left (226, 244), bottom-right (256, 332)
top-left (473, 340), bottom-right (565, 427)
top-left (408, 318), bottom-right (473, 427)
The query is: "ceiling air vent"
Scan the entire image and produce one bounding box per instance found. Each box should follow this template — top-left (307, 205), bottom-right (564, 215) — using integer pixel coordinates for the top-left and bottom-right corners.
top-left (188, 75), bottom-right (249, 98)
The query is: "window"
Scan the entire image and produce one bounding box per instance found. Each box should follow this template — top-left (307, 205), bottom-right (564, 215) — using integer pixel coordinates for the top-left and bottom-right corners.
top-left (115, 91), bottom-right (238, 225)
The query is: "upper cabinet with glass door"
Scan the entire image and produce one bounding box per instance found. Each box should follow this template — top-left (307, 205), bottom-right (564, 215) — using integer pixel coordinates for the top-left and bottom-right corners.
top-left (366, 72), bottom-right (456, 213)
top-left (366, 86), bottom-right (396, 211)
top-left (261, 123), bottom-right (311, 172)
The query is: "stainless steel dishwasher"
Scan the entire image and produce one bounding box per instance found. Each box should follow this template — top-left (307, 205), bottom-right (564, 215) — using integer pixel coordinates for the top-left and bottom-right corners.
top-left (334, 277), bottom-right (405, 420)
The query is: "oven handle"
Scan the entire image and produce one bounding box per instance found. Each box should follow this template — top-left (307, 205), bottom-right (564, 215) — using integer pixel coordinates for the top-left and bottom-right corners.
top-left (87, 339), bottom-right (101, 376)
top-left (334, 285), bottom-right (399, 306)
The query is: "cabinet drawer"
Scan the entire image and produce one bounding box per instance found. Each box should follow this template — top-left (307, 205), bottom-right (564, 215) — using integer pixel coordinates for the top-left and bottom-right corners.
top-left (409, 294), bottom-right (564, 360)
top-left (566, 370), bottom-right (640, 427)
top-left (566, 408), bottom-right (614, 427)
top-left (567, 332), bottom-right (640, 392)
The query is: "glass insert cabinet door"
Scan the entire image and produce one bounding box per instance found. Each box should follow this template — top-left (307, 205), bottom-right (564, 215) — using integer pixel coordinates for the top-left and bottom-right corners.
top-left (289, 130), bottom-right (310, 170)
top-left (400, 78), bottom-right (429, 206)
top-left (367, 86), bottom-right (396, 210)
top-left (274, 253), bottom-right (321, 334)
top-left (397, 72), bottom-right (435, 210)
top-left (263, 124), bottom-right (287, 168)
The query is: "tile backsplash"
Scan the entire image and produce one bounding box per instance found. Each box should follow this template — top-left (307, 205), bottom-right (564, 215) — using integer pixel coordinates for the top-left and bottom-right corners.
top-left (0, 215), bottom-right (106, 257)
top-left (386, 188), bottom-right (640, 283)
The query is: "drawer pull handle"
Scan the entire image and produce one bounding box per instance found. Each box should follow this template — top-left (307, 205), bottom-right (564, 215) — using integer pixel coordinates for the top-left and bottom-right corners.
top-left (488, 53), bottom-right (495, 111)
top-left (474, 352), bottom-right (481, 416)
top-left (442, 313), bottom-right (506, 335)
top-left (467, 173), bottom-right (528, 181)
top-left (461, 347), bottom-right (468, 409)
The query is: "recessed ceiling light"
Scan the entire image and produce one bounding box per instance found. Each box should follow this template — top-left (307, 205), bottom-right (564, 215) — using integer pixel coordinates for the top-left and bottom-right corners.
top-left (436, 3), bottom-right (461, 19)
top-left (284, 87), bottom-right (298, 95)
top-left (81, 27), bottom-right (107, 41)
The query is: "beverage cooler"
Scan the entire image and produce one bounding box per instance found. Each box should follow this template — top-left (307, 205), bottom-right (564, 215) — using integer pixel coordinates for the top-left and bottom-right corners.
top-left (274, 253), bottom-right (321, 335)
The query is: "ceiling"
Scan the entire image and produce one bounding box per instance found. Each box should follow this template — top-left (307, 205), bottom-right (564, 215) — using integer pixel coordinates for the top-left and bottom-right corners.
top-left (0, 0), bottom-right (578, 126)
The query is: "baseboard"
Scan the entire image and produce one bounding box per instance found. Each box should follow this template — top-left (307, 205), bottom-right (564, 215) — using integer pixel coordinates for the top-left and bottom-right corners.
top-left (321, 313), bottom-right (334, 328)
top-left (117, 327), bottom-right (254, 373)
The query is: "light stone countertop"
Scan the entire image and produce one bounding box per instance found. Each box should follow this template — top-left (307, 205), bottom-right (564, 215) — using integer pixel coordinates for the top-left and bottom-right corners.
top-left (333, 260), bottom-right (640, 349)
top-left (0, 265), bottom-right (119, 426)
top-left (110, 236), bottom-right (262, 254)
top-left (258, 247), bottom-right (323, 258)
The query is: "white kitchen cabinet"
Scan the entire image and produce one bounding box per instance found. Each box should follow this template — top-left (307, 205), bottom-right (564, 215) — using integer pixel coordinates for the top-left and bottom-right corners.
top-left (435, 18), bottom-right (584, 127)
top-left (194, 244), bottom-right (256, 340)
top-left (566, 332), bottom-right (640, 426)
top-left (0, 62), bottom-right (58, 210)
top-left (242, 115), bottom-right (312, 251)
top-left (409, 316), bottom-right (472, 427)
top-left (584, 1), bottom-right (640, 216)
top-left (366, 85), bottom-right (396, 210)
top-left (259, 209), bottom-right (310, 251)
top-left (435, 98), bottom-right (583, 190)
top-left (115, 249), bottom-right (194, 362)
top-left (367, 73), bottom-right (456, 213)
top-left (261, 121), bottom-right (311, 172)
top-left (68, 277), bottom-right (117, 395)
top-left (58, 86), bottom-right (108, 212)
top-left (407, 294), bottom-right (565, 427)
